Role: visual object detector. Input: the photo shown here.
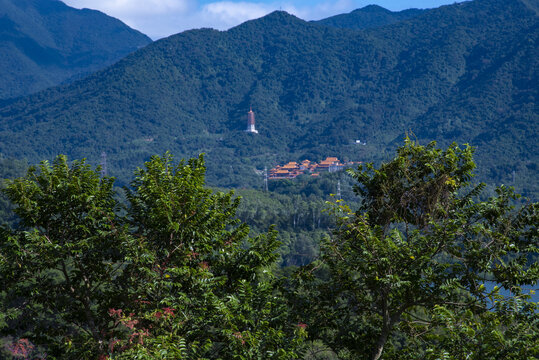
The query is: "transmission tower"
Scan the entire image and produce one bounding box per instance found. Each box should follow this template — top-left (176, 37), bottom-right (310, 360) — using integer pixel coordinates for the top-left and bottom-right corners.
top-left (337, 180), bottom-right (341, 199)
top-left (264, 166), bottom-right (268, 192)
top-left (100, 151), bottom-right (107, 177)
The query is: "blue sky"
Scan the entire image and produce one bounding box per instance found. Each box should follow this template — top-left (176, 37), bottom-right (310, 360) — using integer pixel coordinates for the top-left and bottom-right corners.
top-left (63, 0), bottom-right (463, 39)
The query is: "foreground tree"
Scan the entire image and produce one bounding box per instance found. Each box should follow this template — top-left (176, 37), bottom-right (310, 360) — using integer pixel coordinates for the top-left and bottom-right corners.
top-left (0, 156), bottom-right (129, 358)
top-left (295, 139), bottom-right (538, 359)
top-left (0, 154), bottom-right (303, 359)
top-left (114, 154), bottom-right (303, 359)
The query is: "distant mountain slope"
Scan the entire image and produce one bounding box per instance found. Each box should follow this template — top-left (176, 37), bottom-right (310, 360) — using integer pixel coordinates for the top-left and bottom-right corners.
top-left (314, 4), bottom-right (425, 29)
top-left (416, 19), bottom-right (538, 194)
top-left (0, 0), bottom-right (536, 197)
top-left (0, 0), bottom-right (151, 99)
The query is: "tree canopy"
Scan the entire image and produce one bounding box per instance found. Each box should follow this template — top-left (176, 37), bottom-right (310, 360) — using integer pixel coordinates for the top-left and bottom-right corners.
top-left (0, 154), bottom-right (302, 359)
top-left (0, 140), bottom-right (537, 359)
top-left (293, 139), bottom-right (538, 359)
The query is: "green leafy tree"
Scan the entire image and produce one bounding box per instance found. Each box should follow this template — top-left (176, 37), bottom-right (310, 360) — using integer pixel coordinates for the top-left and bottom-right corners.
top-left (295, 139), bottom-right (538, 359)
top-left (113, 153), bottom-right (304, 359)
top-left (0, 154), bottom-right (305, 359)
top-left (0, 156), bottom-right (130, 358)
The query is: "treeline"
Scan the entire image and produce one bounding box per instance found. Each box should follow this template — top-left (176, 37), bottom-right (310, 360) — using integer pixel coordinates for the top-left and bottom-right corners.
top-left (0, 140), bottom-right (537, 359)
top-left (235, 189), bottom-right (334, 267)
top-left (0, 156), bottom-right (353, 267)
top-left (233, 174), bottom-right (359, 267)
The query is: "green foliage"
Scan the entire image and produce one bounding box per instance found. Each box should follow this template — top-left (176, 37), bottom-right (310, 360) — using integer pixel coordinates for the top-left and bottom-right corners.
top-left (315, 5), bottom-right (424, 30)
top-left (413, 300), bottom-right (539, 359)
top-left (0, 141), bottom-right (537, 359)
top-left (351, 138), bottom-right (476, 228)
top-left (0, 155), bottom-right (130, 357)
top-left (294, 139), bottom-right (538, 359)
top-left (117, 153), bottom-right (303, 359)
top-left (0, 154), bottom-right (304, 359)
top-left (229, 172), bottom-right (360, 267)
top-left (0, 0), bottom-right (536, 197)
top-left (233, 185), bottom-right (342, 267)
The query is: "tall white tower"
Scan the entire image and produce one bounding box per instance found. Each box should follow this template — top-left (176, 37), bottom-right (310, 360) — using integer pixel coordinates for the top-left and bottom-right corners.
top-left (246, 108), bottom-right (258, 134)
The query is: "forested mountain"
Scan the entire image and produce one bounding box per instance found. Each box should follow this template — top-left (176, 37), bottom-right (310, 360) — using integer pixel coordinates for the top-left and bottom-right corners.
top-left (0, 0), bottom-right (536, 197)
top-left (0, 0), bottom-right (151, 99)
top-left (314, 4), bottom-right (425, 30)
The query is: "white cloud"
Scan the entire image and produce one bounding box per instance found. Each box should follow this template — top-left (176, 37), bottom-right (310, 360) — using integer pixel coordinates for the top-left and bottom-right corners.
top-left (64, 0), bottom-right (198, 38)
top-left (181, 0), bottom-right (363, 36)
top-left (201, 2), bottom-right (274, 26)
top-left (63, 0), bottom-right (363, 38)
top-left (62, 0), bottom-right (456, 39)
top-left (64, 0), bottom-right (194, 16)
top-left (198, 1), bottom-right (362, 28)
top-left (285, 0), bottom-right (357, 20)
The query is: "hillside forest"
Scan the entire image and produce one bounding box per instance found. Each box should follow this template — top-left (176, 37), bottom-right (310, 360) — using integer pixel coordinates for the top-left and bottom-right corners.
top-left (0, 139), bottom-right (537, 359)
top-left (0, 0), bottom-right (151, 99)
top-left (0, 0), bottom-right (537, 198)
top-left (0, 0), bottom-right (537, 358)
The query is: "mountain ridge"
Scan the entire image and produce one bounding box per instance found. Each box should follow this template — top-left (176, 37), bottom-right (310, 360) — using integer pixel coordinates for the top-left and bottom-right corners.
top-left (314, 4), bottom-right (425, 30)
top-left (0, 0), bottom-right (151, 99)
top-left (0, 0), bottom-right (536, 196)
